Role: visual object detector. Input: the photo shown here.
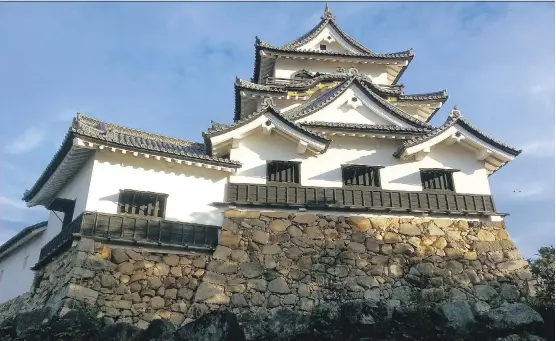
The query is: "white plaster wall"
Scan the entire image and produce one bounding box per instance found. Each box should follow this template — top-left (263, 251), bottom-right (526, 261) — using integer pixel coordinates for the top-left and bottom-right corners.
top-left (230, 132), bottom-right (492, 195)
top-left (0, 157), bottom-right (95, 303)
top-left (0, 235), bottom-right (42, 303)
top-left (86, 151), bottom-right (229, 226)
top-left (274, 59), bottom-right (389, 84)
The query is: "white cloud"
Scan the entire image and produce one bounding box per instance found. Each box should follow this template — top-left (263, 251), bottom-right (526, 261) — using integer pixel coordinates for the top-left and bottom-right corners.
top-left (5, 127), bottom-right (46, 155)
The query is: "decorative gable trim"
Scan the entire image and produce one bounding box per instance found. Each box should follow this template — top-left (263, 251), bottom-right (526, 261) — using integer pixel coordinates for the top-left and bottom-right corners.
top-left (282, 76), bottom-right (431, 128)
top-left (393, 107), bottom-right (522, 174)
top-left (204, 100), bottom-right (330, 156)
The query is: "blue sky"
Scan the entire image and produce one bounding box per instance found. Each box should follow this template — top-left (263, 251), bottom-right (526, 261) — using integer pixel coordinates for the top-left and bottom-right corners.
top-left (0, 2), bottom-right (553, 258)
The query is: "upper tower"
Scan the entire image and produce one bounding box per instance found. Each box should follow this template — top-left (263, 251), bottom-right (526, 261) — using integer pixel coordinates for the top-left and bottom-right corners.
top-left (252, 4), bottom-right (413, 86)
top-left (237, 5), bottom-right (448, 123)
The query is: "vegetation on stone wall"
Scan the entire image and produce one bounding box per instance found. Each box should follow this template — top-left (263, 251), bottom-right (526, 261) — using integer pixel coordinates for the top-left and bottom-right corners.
top-left (527, 245), bottom-right (555, 341)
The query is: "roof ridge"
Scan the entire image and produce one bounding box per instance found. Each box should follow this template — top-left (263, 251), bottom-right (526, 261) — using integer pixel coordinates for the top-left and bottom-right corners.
top-left (75, 113), bottom-right (203, 148)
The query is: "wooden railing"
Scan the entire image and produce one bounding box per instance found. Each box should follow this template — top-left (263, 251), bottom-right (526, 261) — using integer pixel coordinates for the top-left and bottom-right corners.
top-left (227, 183), bottom-right (497, 215)
top-left (35, 211), bottom-right (220, 269)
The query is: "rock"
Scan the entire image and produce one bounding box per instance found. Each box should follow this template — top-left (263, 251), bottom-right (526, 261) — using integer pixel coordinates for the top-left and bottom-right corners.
top-left (140, 319), bottom-right (176, 341)
top-left (370, 218), bottom-right (390, 230)
top-left (500, 284), bottom-right (520, 301)
top-left (497, 260), bottom-right (528, 272)
top-left (178, 287), bottom-right (194, 300)
top-left (163, 254), bottom-right (180, 266)
top-left (446, 260), bottom-right (464, 274)
top-left (252, 230), bottom-right (270, 245)
top-left (449, 288), bottom-right (467, 302)
top-left (370, 255), bottom-right (389, 265)
top-left (393, 243), bottom-right (414, 254)
top-left (213, 246), bottom-right (232, 260)
top-left (175, 311), bottom-right (246, 341)
top-left (118, 262), bottom-right (134, 275)
top-left (464, 251), bottom-right (478, 260)
top-left (292, 214), bottom-right (318, 224)
top-left (383, 232), bottom-right (402, 244)
top-left (154, 263), bottom-right (170, 276)
top-left (347, 242), bottom-right (366, 253)
top-left (389, 264), bottom-right (404, 278)
top-left (364, 288), bottom-right (381, 301)
top-left (231, 250), bottom-right (249, 263)
top-left (477, 230), bottom-right (496, 241)
top-left (421, 288), bottom-right (445, 302)
top-left (399, 224), bottom-right (421, 236)
top-left (111, 249), bottom-right (130, 264)
top-left (231, 293), bottom-right (248, 307)
top-left (194, 283), bottom-right (229, 304)
top-left (220, 231), bottom-right (241, 248)
top-left (475, 285), bottom-right (498, 301)
top-left (247, 279), bottom-right (267, 292)
top-left (287, 225), bottom-right (302, 237)
top-left (416, 263), bottom-right (435, 276)
top-left (101, 274), bottom-right (117, 288)
top-left (240, 263), bottom-right (264, 278)
top-left (356, 276), bottom-right (379, 289)
top-left (485, 303), bottom-right (543, 331)
top-left (283, 294), bottom-right (298, 305)
top-left (268, 220), bottom-right (289, 232)
top-left (433, 237), bottom-right (448, 249)
top-left (268, 277), bottom-right (290, 293)
top-left (297, 256), bottom-right (312, 270)
top-left (150, 296), bottom-right (165, 309)
top-left (349, 217), bottom-right (371, 232)
top-left (300, 298), bottom-right (315, 311)
top-left (365, 238), bottom-right (380, 252)
top-left (436, 301), bottom-right (476, 333)
top-left (426, 222), bottom-right (445, 236)
top-left (262, 244), bottom-right (281, 255)
top-left (130, 270), bottom-right (146, 283)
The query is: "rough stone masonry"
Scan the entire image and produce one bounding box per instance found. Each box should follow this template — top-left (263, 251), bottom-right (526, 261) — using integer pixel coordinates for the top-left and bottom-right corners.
top-left (0, 210), bottom-right (536, 330)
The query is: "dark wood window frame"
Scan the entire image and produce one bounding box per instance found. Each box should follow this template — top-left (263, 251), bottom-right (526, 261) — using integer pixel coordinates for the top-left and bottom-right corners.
top-left (420, 168), bottom-right (459, 192)
top-left (118, 189), bottom-right (169, 219)
top-left (319, 44), bottom-right (327, 51)
top-left (266, 161), bottom-right (301, 185)
top-left (341, 165), bottom-right (383, 188)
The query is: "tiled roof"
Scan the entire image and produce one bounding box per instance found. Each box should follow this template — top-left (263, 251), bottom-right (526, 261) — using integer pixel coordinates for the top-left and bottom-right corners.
top-left (237, 74), bottom-right (403, 96)
top-left (23, 114), bottom-right (241, 202)
top-left (398, 90), bottom-right (448, 101)
top-left (393, 108), bottom-right (522, 159)
top-left (301, 121), bottom-right (432, 134)
top-left (73, 114), bottom-right (240, 166)
top-left (204, 101), bottom-right (330, 153)
top-left (0, 221), bottom-right (47, 260)
top-left (281, 76), bottom-right (431, 128)
top-left (259, 39), bottom-right (414, 59)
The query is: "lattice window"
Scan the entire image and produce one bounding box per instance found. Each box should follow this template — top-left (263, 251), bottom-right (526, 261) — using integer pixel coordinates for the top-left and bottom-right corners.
top-left (420, 170), bottom-right (455, 191)
top-left (267, 161), bottom-right (301, 184)
top-left (319, 44), bottom-right (327, 51)
top-left (342, 165), bottom-right (382, 187)
top-left (118, 190), bottom-right (168, 218)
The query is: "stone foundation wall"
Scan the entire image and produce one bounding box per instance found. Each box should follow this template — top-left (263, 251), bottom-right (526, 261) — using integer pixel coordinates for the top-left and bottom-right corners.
top-left (0, 210), bottom-right (535, 329)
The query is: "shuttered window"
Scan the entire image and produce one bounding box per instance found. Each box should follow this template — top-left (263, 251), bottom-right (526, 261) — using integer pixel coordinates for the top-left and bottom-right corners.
top-left (267, 161), bottom-right (300, 184)
top-left (118, 190), bottom-right (168, 218)
top-left (342, 165), bottom-right (382, 187)
top-left (420, 170), bottom-right (455, 191)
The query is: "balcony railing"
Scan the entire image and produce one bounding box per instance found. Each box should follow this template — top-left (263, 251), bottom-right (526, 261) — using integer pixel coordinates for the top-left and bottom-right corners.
top-left (35, 211), bottom-right (220, 269)
top-left (227, 183), bottom-right (497, 215)
top-left (264, 77), bottom-right (301, 86)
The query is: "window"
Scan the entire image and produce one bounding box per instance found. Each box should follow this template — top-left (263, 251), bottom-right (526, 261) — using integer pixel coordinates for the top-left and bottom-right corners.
top-left (342, 165), bottom-right (382, 187)
top-left (319, 44), bottom-right (327, 51)
top-left (420, 169), bottom-right (456, 191)
top-left (267, 161), bottom-right (300, 184)
top-left (118, 190), bottom-right (168, 218)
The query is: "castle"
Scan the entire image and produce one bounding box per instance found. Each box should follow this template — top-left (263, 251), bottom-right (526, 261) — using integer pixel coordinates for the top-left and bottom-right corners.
top-left (0, 5), bottom-right (533, 329)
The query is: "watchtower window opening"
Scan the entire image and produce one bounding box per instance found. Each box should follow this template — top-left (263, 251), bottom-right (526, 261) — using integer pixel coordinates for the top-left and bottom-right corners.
top-left (319, 44), bottom-right (327, 51)
top-left (420, 169), bottom-right (457, 191)
top-left (118, 190), bottom-right (168, 218)
top-left (342, 165), bottom-right (382, 187)
top-left (267, 161), bottom-right (301, 184)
